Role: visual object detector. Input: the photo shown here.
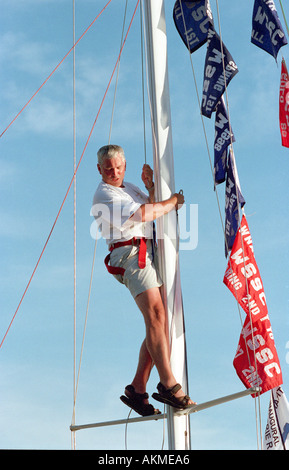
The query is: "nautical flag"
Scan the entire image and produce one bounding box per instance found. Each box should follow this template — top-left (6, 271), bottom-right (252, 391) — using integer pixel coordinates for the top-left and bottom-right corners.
top-left (224, 150), bottom-right (245, 257)
top-left (173, 0), bottom-right (213, 53)
top-left (264, 387), bottom-right (289, 450)
top-left (224, 215), bottom-right (283, 396)
top-left (201, 28), bottom-right (238, 118)
top-left (233, 315), bottom-right (283, 396)
top-left (251, 0), bottom-right (288, 60)
top-left (214, 97), bottom-right (235, 185)
top-left (223, 215), bottom-right (267, 319)
top-left (279, 58), bottom-right (289, 148)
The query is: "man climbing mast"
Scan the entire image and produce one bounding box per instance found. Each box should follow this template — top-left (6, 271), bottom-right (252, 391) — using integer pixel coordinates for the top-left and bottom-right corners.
top-left (92, 144), bottom-right (195, 416)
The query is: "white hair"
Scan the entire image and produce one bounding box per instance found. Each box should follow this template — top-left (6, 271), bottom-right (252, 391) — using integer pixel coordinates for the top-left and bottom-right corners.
top-left (97, 145), bottom-right (126, 166)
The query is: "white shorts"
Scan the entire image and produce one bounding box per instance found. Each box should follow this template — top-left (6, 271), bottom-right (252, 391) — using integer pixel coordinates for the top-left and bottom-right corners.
top-left (109, 242), bottom-right (163, 299)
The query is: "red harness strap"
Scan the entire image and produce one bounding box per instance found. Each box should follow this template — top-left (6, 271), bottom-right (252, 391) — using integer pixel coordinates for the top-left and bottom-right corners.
top-left (104, 237), bottom-right (147, 276)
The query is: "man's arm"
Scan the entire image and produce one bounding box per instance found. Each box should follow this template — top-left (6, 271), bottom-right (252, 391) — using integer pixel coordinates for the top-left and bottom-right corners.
top-left (130, 192), bottom-right (185, 222)
top-left (137, 163), bottom-right (184, 221)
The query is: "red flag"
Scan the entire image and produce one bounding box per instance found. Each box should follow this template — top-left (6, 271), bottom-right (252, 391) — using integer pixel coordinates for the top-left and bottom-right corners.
top-left (279, 58), bottom-right (289, 148)
top-left (233, 315), bottom-right (283, 396)
top-left (223, 215), bottom-right (267, 322)
top-left (224, 215), bottom-right (283, 395)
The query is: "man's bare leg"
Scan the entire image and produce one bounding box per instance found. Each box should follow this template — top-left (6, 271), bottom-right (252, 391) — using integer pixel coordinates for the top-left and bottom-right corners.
top-left (129, 339), bottom-right (153, 403)
top-left (134, 287), bottom-right (194, 404)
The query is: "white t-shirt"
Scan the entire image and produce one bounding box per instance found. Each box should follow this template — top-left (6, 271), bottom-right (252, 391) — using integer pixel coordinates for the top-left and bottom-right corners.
top-left (92, 180), bottom-right (153, 246)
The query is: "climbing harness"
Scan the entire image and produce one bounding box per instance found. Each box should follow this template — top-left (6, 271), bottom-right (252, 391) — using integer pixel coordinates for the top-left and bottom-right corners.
top-left (104, 237), bottom-right (148, 276)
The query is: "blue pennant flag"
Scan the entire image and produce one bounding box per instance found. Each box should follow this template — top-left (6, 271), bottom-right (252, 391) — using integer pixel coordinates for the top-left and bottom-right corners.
top-left (201, 28), bottom-right (238, 118)
top-left (251, 0), bottom-right (288, 60)
top-left (214, 97), bottom-right (235, 186)
top-left (224, 150), bottom-right (245, 257)
top-left (173, 0), bottom-right (213, 53)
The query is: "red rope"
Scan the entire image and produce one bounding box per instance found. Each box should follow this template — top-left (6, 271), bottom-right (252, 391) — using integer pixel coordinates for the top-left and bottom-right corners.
top-left (0, 0), bottom-right (140, 349)
top-left (0, 0), bottom-right (113, 139)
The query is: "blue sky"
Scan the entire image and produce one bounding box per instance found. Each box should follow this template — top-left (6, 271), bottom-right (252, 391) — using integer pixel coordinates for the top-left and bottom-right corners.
top-left (1, 0), bottom-right (289, 450)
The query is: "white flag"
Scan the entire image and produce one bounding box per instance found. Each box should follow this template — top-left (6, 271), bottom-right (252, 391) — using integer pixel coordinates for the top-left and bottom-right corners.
top-left (263, 387), bottom-right (289, 450)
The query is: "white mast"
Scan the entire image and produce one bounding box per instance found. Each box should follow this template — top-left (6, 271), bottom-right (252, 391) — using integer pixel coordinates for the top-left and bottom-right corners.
top-left (143, 0), bottom-right (190, 450)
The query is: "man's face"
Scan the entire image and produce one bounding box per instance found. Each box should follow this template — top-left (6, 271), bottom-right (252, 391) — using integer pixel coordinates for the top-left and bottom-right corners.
top-left (97, 154), bottom-right (126, 187)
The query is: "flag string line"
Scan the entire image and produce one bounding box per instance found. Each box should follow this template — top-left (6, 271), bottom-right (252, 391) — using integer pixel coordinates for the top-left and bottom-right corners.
top-left (0, 0), bottom-right (114, 139)
top-left (0, 0), bottom-right (140, 350)
top-left (179, 0), bottom-right (264, 447)
top-left (178, 1), bottom-right (245, 312)
top-left (215, 0), bottom-right (263, 449)
top-left (177, 1), bottom-right (230, 259)
top-left (279, 0), bottom-right (289, 38)
top-left (216, 0), bottom-right (265, 448)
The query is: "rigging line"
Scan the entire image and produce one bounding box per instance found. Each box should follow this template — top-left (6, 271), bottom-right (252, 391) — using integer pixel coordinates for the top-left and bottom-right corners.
top-left (279, 0), bottom-right (289, 38)
top-left (124, 409), bottom-right (132, 451)
top-left (71, 236), bottom-right (98, 426)
top-left (140, 0), bottom-right (147, 164)
top-left (215, 1), bottom-right (263, 449)
top-left (71, 1), bottom-right (129, 427)
top-left (161, 404), bottom-right (166, 450)
top-left (178, 1), bottom-right (245, 311)
top-left (214, 2), bottom-right (235, 157)
top-left (177, 5), bottom-right (250, 390)
top-left (178, 2), bottom-right (262, 441)
top-left (108, 0), bottom-right (129, 144)
top-left (177, 2), bottom-right (229, 254)
top-left (72, 0), bottom-right (77, 452)
top-left (0, 0), bottom-right (114, 140)
top-left (214, 3), bottom-right (244, 234)
top-left (216, 0), bottom-right (262, 436)
top-left (177, 0), bottom-right (245, 324)
top-left (257, 390), bottom-right (264, 449)
top-left (168, 213), bottom-right (191, 438)
top-left (215, 1), bottom-right (264, 448)
top-left (178, 1), bottom-right (251, 338)
top-left (0, 0), bottom-right (141, 351)
top-left (140, 0), bottom-right (159, 183)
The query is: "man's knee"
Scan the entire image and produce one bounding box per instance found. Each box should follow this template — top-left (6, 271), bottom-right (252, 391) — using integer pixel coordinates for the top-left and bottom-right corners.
top-left (146, 303), bottom-right (166, 329)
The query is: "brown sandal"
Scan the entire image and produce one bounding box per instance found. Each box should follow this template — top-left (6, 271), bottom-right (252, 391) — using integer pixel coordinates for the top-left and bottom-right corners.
top-left (152, 382), bottom-right (192, 410)
top-left (120, 385), bottom-right (161, 417)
